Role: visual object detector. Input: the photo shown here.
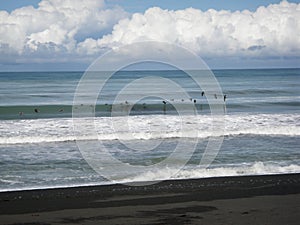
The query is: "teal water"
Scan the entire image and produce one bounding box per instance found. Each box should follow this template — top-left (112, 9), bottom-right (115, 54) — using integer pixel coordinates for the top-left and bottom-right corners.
top-left (0, 69), bottom-right (299, 119)
top-left (0, 69), bottom-right (299, 191)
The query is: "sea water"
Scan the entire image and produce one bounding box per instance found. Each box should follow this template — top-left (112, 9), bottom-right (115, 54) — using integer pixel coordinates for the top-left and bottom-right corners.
top-left (0, 69), bottom-right (299, 191)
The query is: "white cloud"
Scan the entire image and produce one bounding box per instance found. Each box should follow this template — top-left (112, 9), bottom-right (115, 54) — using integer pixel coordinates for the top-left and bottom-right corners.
top-left (0, 0), bottom-right (128, 56)
top-left (95, 1), bottom-right (300, 58)
top-left (0, 0), bottom-right (299, 66)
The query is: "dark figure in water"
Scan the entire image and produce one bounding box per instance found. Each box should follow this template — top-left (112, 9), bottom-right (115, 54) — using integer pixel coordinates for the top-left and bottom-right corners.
top-left (214, 94), bottom-right (217, 99)
top-left (201, 91), bottom-right (205, 96)
top-left (223, 95), bottom-right (227, 113)
top-left (19, 112), bottom-right (23, 116)
top-left (34, 108), bottom-right (39, 113)
top-left (124, 101), bottom-right (130, 113)
top-left (162, 100), bottom-right (167, 114)
top-left (193, 99), bottom-right (197, 115)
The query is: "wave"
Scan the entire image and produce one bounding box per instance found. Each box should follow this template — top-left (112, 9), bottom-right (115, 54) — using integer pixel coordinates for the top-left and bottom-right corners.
top-left (0, 127), bottom-right (299, 145)
top-left (0, 114), bottom-right (299, 144)
top-left (1, 161), bottom-right (299, 192)
top-left (226, 89), bottom-right (294, 95)
top-left (120, 161), bottom-right (300, 183)
top-left (0, 98), bottom-right (299, 120)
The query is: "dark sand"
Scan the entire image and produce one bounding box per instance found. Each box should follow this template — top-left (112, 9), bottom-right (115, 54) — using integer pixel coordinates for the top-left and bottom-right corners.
top-left (0, 173), bottom-right (300, 225)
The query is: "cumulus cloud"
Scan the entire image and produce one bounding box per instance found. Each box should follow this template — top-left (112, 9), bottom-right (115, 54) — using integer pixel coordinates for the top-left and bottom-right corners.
top-left (0, 0), bottom-right (299, 65)
top-left (0, 0), bottom-right (128, 58)
top-left (94, 0), bottom-right (300, 58)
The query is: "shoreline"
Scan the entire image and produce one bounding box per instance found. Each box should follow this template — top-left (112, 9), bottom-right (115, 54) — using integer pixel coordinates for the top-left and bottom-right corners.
top-left (1, 173), bottom-right (300, 224)
top-left (1, 171), bottom-right (299, 194)
top-left (1, 172), bottom-right (300, 194)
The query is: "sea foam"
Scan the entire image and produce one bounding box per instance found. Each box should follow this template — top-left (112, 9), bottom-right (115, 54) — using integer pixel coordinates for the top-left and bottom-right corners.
top-left (0, 113), bottom-right (299, 144)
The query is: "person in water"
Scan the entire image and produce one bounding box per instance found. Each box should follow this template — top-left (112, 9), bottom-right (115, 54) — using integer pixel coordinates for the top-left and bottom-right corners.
top-left (162, 100), bottom-right (167, 114)
top-left (201, 91), bottom-right (205, 96)
top-left (34, 108), bottom-right (39, 113)
top-left (193, 99), bottom-right (197, 114)
top-left (223, 95), bottom-right (227, 113)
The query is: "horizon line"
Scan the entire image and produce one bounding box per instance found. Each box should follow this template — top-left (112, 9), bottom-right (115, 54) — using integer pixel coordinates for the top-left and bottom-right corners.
top-left (0, 67), bottom-right (299, 73)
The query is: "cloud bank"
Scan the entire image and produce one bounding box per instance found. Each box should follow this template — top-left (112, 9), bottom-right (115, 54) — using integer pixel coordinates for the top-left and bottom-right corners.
top-left (0, 0), bottom-right (299, 66)
top-left (96, 1), bottom-right (300, 58)
top-left (0, 0), bottom-right (128, 61)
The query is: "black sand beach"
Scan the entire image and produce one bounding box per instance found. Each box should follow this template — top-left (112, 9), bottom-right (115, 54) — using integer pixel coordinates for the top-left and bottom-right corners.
top-left (0, 173), bottom-right (300, 225)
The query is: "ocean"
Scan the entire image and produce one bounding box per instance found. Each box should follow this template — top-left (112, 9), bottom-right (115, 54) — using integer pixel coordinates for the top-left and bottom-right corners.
top-left (0, 69), bottom-right (299, 191)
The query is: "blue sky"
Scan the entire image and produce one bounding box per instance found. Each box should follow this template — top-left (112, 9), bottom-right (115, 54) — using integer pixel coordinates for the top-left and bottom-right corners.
top-left (1, 0), bottom-right (299, 12)
top-left (0, 0), bottom-right (299, 71)
top-left (108, 0), bottom-right (300, 12)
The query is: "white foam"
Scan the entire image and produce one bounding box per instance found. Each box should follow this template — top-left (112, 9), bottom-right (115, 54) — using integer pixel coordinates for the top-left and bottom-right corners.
top-left (1, 162), bottom-right (299, 193)
top-left (0, 113), bottom-right (299, 144)
top-left (119, 161), bottom-right (300, 183)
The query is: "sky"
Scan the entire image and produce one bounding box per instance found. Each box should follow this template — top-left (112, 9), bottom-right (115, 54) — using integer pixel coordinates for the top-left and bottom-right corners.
top-left (0, 0), bottom-right (299, 71)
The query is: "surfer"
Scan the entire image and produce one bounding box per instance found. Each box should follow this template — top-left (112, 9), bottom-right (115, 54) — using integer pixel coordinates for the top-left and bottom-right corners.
top-left (34, 108), bottom-right (39, 113)
top-left (223, 95), bottom-right (227, 113)
top-left (124, 101), bottom-right (130, 113)
top-left (201, 91), bottom-right (205, 96)
top-left (162, 100), bottom-right (167, 114)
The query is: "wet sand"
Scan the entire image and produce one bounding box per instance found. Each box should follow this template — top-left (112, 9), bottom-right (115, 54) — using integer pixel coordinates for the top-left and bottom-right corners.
top-left (0, 173), bottom-right (299, 225)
